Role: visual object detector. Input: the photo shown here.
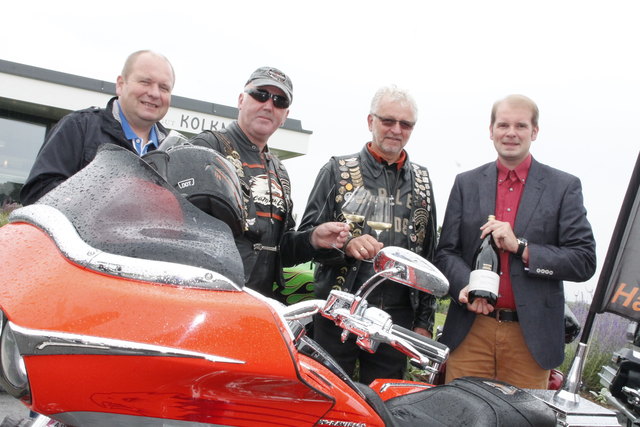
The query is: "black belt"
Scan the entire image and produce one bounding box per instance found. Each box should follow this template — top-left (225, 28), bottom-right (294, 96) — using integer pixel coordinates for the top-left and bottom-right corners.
top-left (486, 309), bottom-right (518, 322)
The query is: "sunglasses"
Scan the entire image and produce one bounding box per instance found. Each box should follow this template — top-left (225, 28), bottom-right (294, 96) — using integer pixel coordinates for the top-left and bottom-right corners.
top-left (245, 88), bottom-right (290, 109)
top-left (372, 113), bottom-right (415, 131)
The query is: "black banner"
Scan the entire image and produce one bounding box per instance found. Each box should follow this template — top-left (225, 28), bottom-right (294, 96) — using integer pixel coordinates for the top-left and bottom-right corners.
top-left (592, 152), bottom-right (640, 321)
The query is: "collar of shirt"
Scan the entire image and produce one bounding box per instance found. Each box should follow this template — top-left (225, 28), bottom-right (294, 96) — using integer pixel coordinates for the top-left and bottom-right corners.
top-left (116, 100), bottom-right (159, 155)
top-left (496, 154), bottom-right (532, 185)
top-left (366, 142), bottom-right (406, 170)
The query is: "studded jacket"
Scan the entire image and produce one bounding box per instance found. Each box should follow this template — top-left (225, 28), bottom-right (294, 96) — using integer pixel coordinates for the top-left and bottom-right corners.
top-left (298, 145), bottom-right (438, 332)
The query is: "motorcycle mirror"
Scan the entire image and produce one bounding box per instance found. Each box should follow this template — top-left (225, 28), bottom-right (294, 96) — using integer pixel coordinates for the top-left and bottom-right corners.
top-left (372, 247), bottom-right (449, 297)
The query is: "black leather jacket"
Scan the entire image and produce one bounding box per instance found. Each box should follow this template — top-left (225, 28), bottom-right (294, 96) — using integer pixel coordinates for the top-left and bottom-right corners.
top-left (298, 145), bottom-right (438, 331)
top-left (188, 122), bottom-right (315, 298)
top-left (21, 97), bottom-right (169, 205)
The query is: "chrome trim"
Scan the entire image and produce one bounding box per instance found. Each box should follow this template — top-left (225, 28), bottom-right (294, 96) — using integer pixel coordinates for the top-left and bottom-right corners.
top-left (604, 389), bottom-right (640, 425)
top-left (9, 321), bottom-right (244, 364)
top-left (555, 341), bottom-right (588, 406)
top-left (530, 389), bottom-right (620, 427)
top-left (379, 381), bottom-right (430, 393)
top-left (9, 205), bottom-right (241, 291)
top-left (281, 299), bottom-right (324, 323)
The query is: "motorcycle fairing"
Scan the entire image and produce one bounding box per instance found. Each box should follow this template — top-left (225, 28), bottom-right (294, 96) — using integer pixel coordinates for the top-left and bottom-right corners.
top-left (296, 354), bottom-right (386, 427)
top-left (0, 145), bottom-right (340, 425)
top-left (0, 221), bottom-right (336, 424)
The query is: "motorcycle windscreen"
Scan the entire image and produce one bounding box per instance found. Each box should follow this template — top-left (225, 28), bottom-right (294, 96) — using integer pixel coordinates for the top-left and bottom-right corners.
top-left (591, 152), bottom-right (640, 321)
top-left (36, 143), bottom-right (245, 288)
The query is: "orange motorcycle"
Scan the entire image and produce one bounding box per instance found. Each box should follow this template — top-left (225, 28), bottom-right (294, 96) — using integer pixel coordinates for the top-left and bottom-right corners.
top-left (0, 145), bottom-right (617, 426)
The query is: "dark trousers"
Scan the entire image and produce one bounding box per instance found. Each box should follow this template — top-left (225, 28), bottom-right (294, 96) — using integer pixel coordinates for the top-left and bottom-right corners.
top-left (313, 307), bottom-right (413, 385)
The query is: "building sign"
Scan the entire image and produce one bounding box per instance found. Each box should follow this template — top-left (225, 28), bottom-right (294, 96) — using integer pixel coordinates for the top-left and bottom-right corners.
top-left (161, 112), bottom-right (232, 135)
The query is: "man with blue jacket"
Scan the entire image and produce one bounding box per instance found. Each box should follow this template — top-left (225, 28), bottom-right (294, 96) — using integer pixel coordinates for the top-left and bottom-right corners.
top-left (21, 50), bottom-right (175, 205)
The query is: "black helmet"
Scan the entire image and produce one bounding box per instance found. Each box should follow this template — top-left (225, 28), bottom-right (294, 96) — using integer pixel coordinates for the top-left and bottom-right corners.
top-left (144, 143), bottom-right (245, 237)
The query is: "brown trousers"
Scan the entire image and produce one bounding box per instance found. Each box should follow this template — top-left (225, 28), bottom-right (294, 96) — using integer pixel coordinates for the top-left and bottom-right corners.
top-left (444, 314), bottom-right (549, 389)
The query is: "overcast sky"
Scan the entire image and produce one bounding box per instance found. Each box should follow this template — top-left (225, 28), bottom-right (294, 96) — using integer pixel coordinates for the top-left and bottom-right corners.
top-left (3, 0), bottom-right (638, 300)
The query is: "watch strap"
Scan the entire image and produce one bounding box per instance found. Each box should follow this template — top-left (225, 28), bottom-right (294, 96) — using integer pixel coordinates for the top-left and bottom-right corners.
top-left (516, 238), bottom-right (528, 257)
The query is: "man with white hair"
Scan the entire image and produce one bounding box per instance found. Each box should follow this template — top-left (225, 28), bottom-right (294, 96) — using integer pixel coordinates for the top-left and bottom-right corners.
top-left (298, 85), bottom-right (438, 383)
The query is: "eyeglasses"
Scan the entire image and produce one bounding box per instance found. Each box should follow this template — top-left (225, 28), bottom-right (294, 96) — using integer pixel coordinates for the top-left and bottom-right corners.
top-left (371, 113), bottom-right (415, 131)
top-left (245, 88), bottom-right (290, 109)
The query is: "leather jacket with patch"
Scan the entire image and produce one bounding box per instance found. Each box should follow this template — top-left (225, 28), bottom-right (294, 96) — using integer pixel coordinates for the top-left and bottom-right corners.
top-left (188, 122), bottom-right (315, 298)
top-left (298, 145), bottom-right (438, 331)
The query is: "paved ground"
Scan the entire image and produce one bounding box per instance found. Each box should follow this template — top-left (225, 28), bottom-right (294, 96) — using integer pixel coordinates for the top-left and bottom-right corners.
top-left (0, 393), bottom-right (31, 421)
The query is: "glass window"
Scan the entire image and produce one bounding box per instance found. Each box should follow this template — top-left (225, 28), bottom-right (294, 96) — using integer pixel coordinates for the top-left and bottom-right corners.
top-left (0, 117), bottom-right (46, 204)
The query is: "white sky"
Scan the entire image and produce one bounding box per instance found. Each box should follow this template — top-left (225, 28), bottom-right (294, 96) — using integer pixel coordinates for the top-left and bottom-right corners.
top-left (2, 0), bottom-right (638, 301)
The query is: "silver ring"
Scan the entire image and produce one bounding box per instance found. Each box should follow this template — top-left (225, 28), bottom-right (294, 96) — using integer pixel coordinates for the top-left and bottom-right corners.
top-left (360, 247), bottom-right (366, 252)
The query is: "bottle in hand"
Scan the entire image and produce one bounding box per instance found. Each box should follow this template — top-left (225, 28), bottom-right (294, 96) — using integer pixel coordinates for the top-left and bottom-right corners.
top-left (468, 215), bottom-right (500, 306)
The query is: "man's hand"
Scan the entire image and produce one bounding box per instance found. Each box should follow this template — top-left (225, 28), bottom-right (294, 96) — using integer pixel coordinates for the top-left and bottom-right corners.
top-left (480, 217), bottom-right (518, 253)
top-left (310, 222), bottom-right (350, 249)
top-left (459, 285), bottom-right (494, 315)
top-left (345, 235), bottom-right (383, 260)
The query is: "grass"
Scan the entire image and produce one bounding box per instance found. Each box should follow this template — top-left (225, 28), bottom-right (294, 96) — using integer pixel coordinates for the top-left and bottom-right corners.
top-left (0, 202), bottom-right (20, 226)
top-left (435, 312), bottom-right (446, 334)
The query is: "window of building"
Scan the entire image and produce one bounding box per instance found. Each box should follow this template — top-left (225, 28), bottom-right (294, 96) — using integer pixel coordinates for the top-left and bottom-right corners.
top-left (0, 117), bottom-right (46, 204)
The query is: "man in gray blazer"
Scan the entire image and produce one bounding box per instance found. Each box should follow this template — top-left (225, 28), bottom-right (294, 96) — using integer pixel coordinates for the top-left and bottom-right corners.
top-left (436, 94), bottom-right (596, 389)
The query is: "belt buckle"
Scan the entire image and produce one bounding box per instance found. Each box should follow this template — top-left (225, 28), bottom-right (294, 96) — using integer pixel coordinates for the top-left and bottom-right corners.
top-left (253, 243), bottom-right (279, 252)
top-left (495, 308), bottom-right (509, 323)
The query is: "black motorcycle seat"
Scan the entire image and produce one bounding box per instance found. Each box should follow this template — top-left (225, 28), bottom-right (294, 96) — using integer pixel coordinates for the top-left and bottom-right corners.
top-left (385, 377), bottom-right (556, 427)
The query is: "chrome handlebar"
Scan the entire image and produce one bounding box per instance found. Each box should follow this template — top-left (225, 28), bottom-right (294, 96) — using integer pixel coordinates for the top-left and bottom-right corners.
top-left (283, 289), bottom-right (449, 379)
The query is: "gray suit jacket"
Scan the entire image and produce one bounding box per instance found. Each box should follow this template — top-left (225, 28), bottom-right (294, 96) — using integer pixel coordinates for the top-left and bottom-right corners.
top-left (436, 157), bottom-right (596, 369)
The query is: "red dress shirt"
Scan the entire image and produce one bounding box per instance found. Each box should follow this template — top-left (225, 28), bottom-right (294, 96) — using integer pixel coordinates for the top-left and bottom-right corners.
top-left (495, 154), bottom-right (532, 309)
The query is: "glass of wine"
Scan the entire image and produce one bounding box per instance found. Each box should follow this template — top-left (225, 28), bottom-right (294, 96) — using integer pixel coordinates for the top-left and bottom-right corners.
top-left (341, 186), bottom-right (371, 231)
top-left (368, 195), bottom-right (392, 240)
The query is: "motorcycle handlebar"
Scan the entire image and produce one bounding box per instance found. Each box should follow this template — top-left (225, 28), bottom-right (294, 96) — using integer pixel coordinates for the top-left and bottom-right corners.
top-left (281, 291), bottom-right (451, 370)
top-left (390, 325), bottom-right (449, 365)
top-left (281, 300), bottom-right (324, 324)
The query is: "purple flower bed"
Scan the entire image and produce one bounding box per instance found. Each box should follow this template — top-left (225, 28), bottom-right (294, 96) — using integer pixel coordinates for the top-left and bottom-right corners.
top-left (560, 301), bottom-right (631, 391)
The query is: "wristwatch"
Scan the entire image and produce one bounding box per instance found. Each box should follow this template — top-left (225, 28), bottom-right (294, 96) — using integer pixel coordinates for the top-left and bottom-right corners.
top-left (516, 238), bottom-right (528, 257)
